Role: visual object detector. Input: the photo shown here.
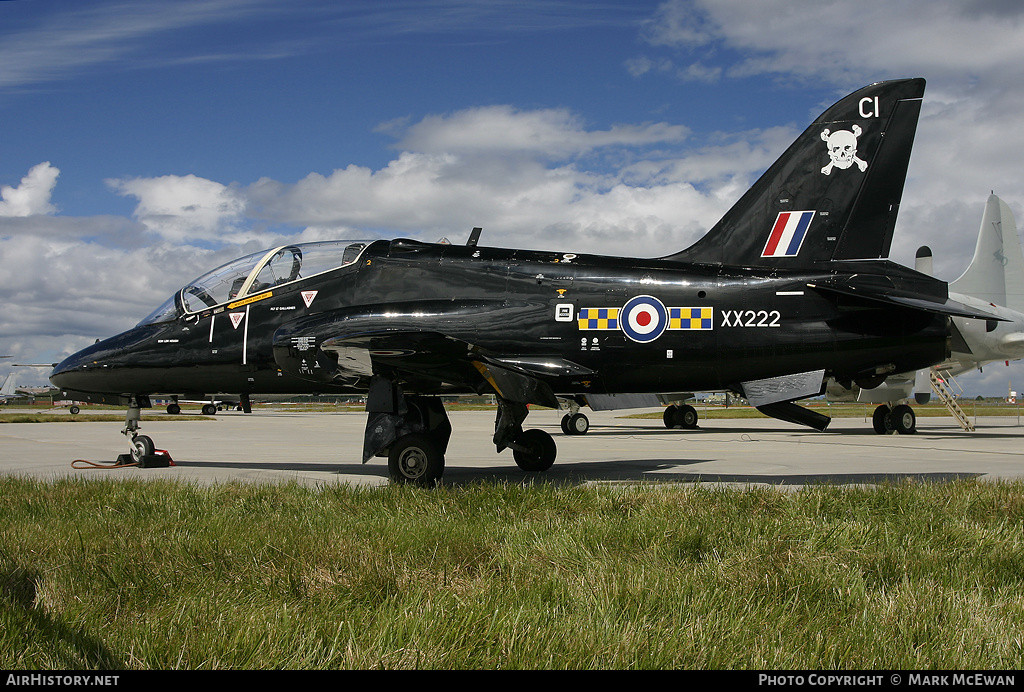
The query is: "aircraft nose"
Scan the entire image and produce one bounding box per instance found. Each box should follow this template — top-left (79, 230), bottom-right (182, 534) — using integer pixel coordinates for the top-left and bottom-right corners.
top-left (49, 347), bottom-right (100, 392)
top-left (49, 324), bottom-right (165, 396)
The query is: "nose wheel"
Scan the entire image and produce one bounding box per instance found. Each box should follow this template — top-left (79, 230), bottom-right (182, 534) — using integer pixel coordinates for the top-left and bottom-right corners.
top-left (120, 396), bottom-right (168, 465)
top-left (130, 434), bottom-right (155, 463)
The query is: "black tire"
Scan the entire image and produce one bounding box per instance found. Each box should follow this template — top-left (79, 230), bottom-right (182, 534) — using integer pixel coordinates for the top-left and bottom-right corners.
top-left (388, 434), bottom-right (445, 486)
top-left (679, 404), bottom-right (699, 429)
top-left (663, 404), bottom-right (698, 429)
top-left (513, 429), bottom-right (557, 472)
top-left (663, 405), bottom-right (679, 428)
top-left (566, 413), bottom-right (590, 435)
top-left (167, 403), bottom-right (181, 415)
top-left (560, 414), bottom-right (572, 435)
top-left (891, 404), bottom-right (916, 434)
top-left (872, 405), bottom-right (893, 434)
top-left (69, 405), bottom-right (80, 415)
top-left (201, 404), bottom-right (217, 416)
top-left (130, 435), bottom-right (155, 463)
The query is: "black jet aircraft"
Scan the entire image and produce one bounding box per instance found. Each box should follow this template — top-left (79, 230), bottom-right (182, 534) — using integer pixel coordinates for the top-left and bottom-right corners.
top-left (50, 78), bottom-right (996, 484)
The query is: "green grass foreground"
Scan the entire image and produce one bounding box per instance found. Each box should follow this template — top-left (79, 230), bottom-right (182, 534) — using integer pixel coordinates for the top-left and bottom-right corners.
top-left (2, 478), bottom-right (1024, 670)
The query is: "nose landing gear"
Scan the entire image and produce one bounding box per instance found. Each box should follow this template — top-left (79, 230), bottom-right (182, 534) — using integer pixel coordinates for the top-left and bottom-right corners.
top-left (119, 396), bottom-right (172, 467)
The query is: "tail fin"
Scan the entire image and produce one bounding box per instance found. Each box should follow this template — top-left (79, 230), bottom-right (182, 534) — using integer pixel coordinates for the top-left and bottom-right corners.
top-left (950, 194), bottom-right (1024, 312)
top-left (0, 374), bottom-right (16, 398)
top-left (665, 78), bottom-right (925, 267)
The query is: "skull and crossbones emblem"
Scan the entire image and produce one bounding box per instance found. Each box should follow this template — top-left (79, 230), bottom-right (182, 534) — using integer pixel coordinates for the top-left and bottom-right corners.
top-left (820, 125), bottom-right (868, 175)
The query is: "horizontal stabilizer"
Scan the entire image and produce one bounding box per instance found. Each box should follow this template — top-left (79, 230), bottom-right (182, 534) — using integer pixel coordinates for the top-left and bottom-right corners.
top-left (998, 332), bottom-right (1024, 357)
top-left (807, 281), bottom-right (1006, 321)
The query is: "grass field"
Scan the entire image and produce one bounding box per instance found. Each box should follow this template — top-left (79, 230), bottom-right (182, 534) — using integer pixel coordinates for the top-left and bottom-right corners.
top-left (2, 477), bottom-right (1024, 669)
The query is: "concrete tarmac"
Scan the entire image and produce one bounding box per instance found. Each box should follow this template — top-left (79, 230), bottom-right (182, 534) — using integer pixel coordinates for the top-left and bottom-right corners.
top-left (2, 408), bottom-right (1024, 488)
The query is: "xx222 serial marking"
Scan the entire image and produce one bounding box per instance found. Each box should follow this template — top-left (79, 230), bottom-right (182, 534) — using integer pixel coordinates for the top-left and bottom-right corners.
top-left (721, 309), bottom-right (781, 328)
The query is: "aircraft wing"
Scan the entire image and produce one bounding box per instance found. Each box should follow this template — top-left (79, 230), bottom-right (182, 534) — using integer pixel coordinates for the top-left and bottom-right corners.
top-left (272, 300), bottom-right (582, 408)
top-left (806, 277), bottom-right (1007, 321)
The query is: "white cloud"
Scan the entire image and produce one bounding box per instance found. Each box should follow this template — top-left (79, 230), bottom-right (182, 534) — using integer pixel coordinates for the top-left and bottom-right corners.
top-left (0, 162), bottom-right (59, 217)
top-left (640, 0), bottom-right (1024, 85)
top-left (393, 105), bottom-right (689, 158)
top-left (242, 106), bottom-right (723, 256)
top-left (108, 174), bottom-right (247, 243)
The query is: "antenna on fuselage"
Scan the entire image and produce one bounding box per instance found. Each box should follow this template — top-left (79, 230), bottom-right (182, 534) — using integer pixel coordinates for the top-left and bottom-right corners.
top-left (467, 227), bottom-right (482, 246)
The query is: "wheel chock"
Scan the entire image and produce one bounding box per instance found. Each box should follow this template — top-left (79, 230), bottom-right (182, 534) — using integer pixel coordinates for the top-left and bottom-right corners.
top-left (141, 449), bottom-right (174, 468)
top-left (111, 450), bottom-right (174, 468)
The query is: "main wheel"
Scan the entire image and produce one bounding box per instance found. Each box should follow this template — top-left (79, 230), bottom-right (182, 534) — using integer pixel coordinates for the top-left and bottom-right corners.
top-left (891, 404), bottom-right (916, 434)
top-left (513, 429), bottom-right (556, 472)
top-left (663, 405), bottom-right (678, 428)
top-left (663, 404), bottom-right (699, 429)
top-left (678, 404), bottom-right (699, 429)
top-left (388, 433), bottom-right (445, 486)
top-left (167, 403), bottom-right (181, 415)
top-left (130, 435), bottom-right (155, 464)
top-left (872, 404), bottom-right (893, 434)
top-left (562, 412), bottom-right (589, 435)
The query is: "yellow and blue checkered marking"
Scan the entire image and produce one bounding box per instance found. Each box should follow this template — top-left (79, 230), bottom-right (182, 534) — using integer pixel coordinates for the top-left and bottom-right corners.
top-left (669, 307), bottom-right (713, 330)
top-left (578, 307), bottom-right (619, 330)
top-left (578, 306), bottom-right (713, 332)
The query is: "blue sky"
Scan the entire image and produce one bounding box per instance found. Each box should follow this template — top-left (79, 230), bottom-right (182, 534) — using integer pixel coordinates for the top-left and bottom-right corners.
top-left (3, 0), bottom-right (1024, 397)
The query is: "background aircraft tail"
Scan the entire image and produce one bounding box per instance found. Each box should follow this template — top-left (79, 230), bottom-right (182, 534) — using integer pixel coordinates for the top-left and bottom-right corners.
top-left (664, 78), bottom-right (925, 268)
top-left (950, 194), bottom-right (1024, 312)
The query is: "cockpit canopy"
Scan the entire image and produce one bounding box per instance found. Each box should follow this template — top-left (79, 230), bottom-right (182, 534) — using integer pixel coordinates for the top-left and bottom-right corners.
top-left (138, 240), bottom-right (369, 326)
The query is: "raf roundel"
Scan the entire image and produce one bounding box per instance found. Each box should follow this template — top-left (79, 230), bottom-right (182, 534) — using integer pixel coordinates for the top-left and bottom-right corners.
top-left (620, 295), bottom-right (669, 343)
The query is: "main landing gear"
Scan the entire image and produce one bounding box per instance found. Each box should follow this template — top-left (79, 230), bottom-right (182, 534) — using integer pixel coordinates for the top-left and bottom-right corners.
top-left (363, 376), bottom-right (556, 485)
top-left (495, 399), bottom-right (556, 473)
top-left (559, 400), bottom-right (590, 435)
top-left (560, 412), bottom-right (590, 435)
top-left (871, 403), bottom-right (916, 434)
top-left (556, 400), bottom-right (700, 436)
top-left (663, 403), bottom-right (699, 429)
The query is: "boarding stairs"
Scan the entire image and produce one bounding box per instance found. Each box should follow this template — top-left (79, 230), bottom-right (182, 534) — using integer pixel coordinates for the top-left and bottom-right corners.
top-left (929, 369), bottom-right (974, 432)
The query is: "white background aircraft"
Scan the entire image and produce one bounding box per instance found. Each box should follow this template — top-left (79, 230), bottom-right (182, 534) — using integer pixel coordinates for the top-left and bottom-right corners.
top-left (827, 193), bottom-right (1024, 432)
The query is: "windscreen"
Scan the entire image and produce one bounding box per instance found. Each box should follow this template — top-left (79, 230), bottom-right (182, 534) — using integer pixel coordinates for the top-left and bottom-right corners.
top-left (136, 240), bottom-right (370, 326)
